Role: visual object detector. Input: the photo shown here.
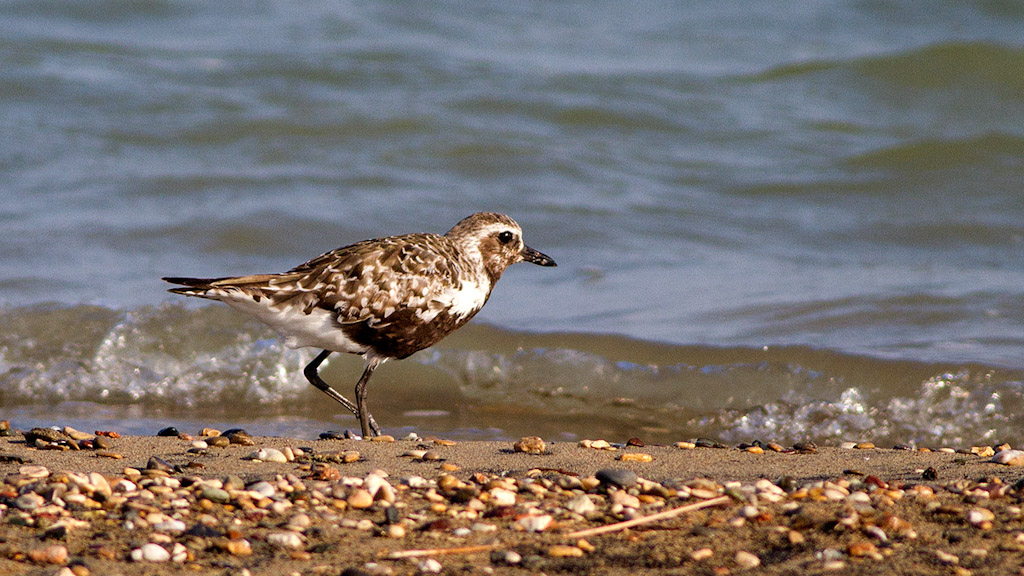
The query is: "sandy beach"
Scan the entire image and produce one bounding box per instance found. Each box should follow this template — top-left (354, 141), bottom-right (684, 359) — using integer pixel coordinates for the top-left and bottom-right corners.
top-left (2, 427), bottom-right (1024, 576)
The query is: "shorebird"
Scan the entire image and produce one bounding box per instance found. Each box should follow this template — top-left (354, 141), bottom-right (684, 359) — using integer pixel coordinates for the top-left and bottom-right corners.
top-left (164, 212), bottom-right (556, 437)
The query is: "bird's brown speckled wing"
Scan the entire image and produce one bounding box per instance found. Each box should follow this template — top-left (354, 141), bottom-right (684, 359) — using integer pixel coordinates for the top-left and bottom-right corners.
top-left (266, 233), bottom-right (465, 326)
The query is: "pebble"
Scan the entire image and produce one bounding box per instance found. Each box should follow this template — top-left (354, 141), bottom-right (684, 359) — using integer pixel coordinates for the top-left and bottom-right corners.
top-left (735, 550), bottom-right (761, 569)
top-left (489, 487), bottom-right (517, 506)
top-left (992, 449), bottom-right (1024, 465)
top-left (207, 435), bottom-right (230, 448)
top-left (580, 439), bottom-right (616, 450)
top-left (548, 545), bottom-right (584, 557)
top-left (674, 441), bottom-right (696, 450)
top-left (418, 558), bottom-right (442, 573)
top-left (493, 550), bottom-right (522, 565)
top-left (132, 543), bottom-right (170, 562)
top-left (595, 468), bottom-right (637, 488)
top-left (611, 490), bottom-right (640, 509)
top-left (513, 436), bottom-right (546, 454)
top-left (619, 452), bottom-right (653, 462)
top-left (691, 548), bottom-right (713, 561)
top-left (201, 488), bottom-right (231, 504)
top-left (934, 550), bottom-right (959, 565)
top-left (517, 514), bottom-right (553, 532)
top-left (28, 545), bottom-right (68, 564)
top-left (267, 531), bottom-right (305, 549)
top-left (968, 507), bottom-right (995, 526)
top-left (565, 494), bottom-right (596, 515)
top-left (248, 448), bottom-right (288, 463)
top-left (348, 489), bottom-right (374, 509)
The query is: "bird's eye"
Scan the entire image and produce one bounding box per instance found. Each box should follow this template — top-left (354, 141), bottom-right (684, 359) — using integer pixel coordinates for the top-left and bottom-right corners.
top-left (497, 231), bottom-right (515, 244)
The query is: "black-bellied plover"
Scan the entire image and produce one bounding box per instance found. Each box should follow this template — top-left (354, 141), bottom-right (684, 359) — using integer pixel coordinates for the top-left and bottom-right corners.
top-left (164, 212), bottom-right (556, 437)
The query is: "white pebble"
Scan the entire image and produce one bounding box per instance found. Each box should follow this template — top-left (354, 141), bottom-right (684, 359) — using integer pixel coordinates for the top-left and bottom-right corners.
top-left (249, 448), bottom-right (288, 463)
top-left (267, 531), bottom-right (304, 549)
top-left (489, 488), bottom-right (517, 506)
top-left (248, 481), bottom-right (277, 498)
top-left (171, 542), bottom-right (188, 563)
top-left (992, 449), bottom-right (1024, 466)
top-left (418, 558), bottom-right (442, 573)
top-left (565, 494), bottom-right (596, 515)
top-left (152, 519), bottom-right (187, 533)
top-left (131, 543), bottom-right (170, 562)
top-left (735, 550), bottom-right (761, 569)
top-left (517, 514), bottom-right (553, 532)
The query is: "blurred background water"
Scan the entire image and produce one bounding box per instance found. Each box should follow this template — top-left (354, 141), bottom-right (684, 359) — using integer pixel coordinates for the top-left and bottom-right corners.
top-left (2, 1), bottom-right (1024, 446)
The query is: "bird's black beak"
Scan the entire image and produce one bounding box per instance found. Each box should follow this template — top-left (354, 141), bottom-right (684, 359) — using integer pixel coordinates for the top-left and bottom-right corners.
top-left (521, 245), bottom-right (556, 267)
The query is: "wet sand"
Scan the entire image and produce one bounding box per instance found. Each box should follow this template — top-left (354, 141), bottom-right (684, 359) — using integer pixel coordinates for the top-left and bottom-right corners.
top-left (2, 430), bottom-right (1023, 575)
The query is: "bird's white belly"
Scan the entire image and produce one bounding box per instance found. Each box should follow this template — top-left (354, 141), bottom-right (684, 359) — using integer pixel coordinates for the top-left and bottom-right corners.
top-left (219, 291), bottom-right (365, 353)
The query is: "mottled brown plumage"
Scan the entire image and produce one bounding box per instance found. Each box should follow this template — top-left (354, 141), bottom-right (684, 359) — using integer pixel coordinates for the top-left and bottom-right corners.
top-left (164, 212), bottom-right (556, 437)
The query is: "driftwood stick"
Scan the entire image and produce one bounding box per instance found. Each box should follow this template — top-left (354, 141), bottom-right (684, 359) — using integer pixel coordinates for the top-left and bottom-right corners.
top-left (385, 495), bottom-right (732, 559)
top-left (565, 495), bottom-right (731, 539)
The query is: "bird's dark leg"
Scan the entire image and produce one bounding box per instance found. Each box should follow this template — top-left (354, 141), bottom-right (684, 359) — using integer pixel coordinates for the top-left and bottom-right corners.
top-left (354, 359), bottom-right (381, 438)
top-left (303, 350), bottom-right (380, 435)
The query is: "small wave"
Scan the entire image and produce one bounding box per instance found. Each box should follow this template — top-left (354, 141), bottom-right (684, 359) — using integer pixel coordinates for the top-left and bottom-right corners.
top-left (747, 41), bottom-right (1024, 93)
top-left (844, 132), bottom-right (1024, 172)
top-left (2, 304), bottom-right (1023, 446)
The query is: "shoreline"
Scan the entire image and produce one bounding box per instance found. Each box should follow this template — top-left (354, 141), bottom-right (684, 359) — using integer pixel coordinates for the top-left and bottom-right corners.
top-left (2, 429), bottom-right (1023, 575)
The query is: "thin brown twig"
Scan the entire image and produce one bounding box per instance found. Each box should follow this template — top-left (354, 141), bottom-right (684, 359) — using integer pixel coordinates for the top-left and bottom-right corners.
top-left (384, 495), bottom-right (733, 560)
top-left (565, 495), bottom-right (732, 539)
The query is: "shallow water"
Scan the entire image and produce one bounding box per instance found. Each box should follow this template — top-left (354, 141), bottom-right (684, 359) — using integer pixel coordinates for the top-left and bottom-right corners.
top-left (2, 2), bottom-right (1024, 445)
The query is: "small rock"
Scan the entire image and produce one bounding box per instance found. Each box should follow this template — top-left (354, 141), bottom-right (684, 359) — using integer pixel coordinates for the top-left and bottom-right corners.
top-left (370, 435), bottom-right (395, 442)
top-left (619, 452), bottom-right (653, 462)
top-left (15, 492), bottom-right (45, 511)
top-left (156, 427), bottom-right (179, 437)
top-left (225, 539), bottom-right (252, 556)
top-left (855, 442), bottom-right (876, 450)
top-left (735, 550), bottom-right (760, 569)
top-left (971, 445), bottom-right (995, 457)
top-left (348, 489), bottom-right (374, 509)
top-left (248, 448), bottom-right (288, 463)
top-left (968, 508), bottom-right (995, 526)
top-left (595, 468), bottom-right (637, 488)
top-left (611, 490), bottom-right (640, 508)
top-left (489, 488), bottom-right (517, 506)
top-left (992, 449), bottom-right (1024, 466)
top-left (267, 531), bottom-right (304, 549)
top-left (514, 436), bottom-right (545, 454)
top-left (565, 494), bottom-right (596, 515)
top-left (548, 545), bottom-right (583, 557)
top-left (491, 550), bottom-right (521, 565)
top-left (418, 558), bottom-right (442, 573)
top-left (517, 514), bottom-right (553, 532)
top-left (201, 488), bottom-right (231, 504)
top-left (28, 545), bottom-right (68, 564)
top-left (383, 524), bottom-right (406, 538)
top-left (225, 429), bottom-right (255, 445)
top-left (674, 441), bottom-right (696, 450)
top-left (847, 541), bottom-right (879, 558)
top-left (132, 543), bottom-right (170, 562)
top-left (934, 550), bottom-right (959, 565)
top-left (19, 464), bottom-right (50, 478)
top-left (207, 436), bottom-right (230, 448)
top-left (691, 548), bottom-right (713, 561)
